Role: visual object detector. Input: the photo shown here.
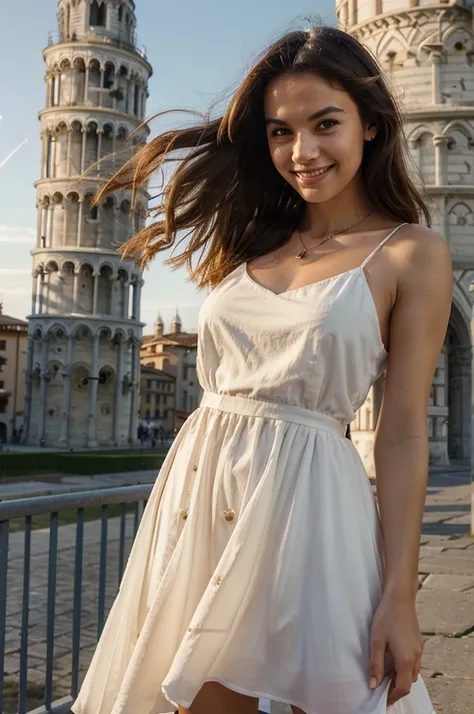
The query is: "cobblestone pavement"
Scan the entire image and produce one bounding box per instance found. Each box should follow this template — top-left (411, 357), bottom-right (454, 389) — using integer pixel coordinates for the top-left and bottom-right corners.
top-left (3, 517), bottom-right (136, 713)
top-left (415, 469), bottom-right (474, 714)
top-left (2, 468), bottom-right (474, 714)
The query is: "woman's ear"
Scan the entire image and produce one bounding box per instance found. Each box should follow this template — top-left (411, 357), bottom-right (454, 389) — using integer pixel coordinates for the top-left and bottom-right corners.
top-left (364, 123), bottom-right (377, 143)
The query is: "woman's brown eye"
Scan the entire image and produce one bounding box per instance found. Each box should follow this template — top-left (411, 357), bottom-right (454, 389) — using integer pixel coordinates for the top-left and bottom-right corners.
top-left (320, 120), bottom-right (337, 130)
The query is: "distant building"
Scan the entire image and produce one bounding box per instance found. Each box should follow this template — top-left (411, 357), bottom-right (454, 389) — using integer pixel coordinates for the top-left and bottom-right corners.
top-left (139, 365), bottom-right (175, 436)
top-left (0, 304), bottom-right (28, 443)
top-left (141, 311), bottom-right (201, 429)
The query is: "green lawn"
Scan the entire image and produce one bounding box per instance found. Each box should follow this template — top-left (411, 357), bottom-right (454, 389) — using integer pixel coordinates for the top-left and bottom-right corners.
top-left (1, 451), bottom-right (166, 477)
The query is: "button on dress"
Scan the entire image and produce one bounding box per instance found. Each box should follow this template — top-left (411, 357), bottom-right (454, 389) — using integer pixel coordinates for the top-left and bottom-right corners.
top-left (72, 224), bottom-right (435, 714)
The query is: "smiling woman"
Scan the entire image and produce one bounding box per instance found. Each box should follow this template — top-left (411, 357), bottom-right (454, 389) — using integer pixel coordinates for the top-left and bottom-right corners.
top-left (87, 25), bottom-right (430, 289)
top-left (72, 24), bottom-right (451, 714)
top-left (265, 95), bottom-right (363, 195)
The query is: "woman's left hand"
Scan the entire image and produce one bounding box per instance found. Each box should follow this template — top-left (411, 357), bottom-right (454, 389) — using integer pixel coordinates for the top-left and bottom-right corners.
top-left (368, 593), bottom-right (424, 706)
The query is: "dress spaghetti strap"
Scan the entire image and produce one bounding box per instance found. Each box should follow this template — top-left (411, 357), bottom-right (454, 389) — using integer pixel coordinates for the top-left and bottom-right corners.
top-left (360, 223), bottom-right (407, 269)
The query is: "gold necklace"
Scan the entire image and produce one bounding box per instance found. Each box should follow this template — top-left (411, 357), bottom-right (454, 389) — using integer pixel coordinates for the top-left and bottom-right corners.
top-left (296, 209), bottom-right (375, 260)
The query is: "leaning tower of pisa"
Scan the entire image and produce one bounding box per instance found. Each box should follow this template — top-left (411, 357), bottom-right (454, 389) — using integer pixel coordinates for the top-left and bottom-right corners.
top-left (23, 0), bottom-right (153, 448)
top-left (335, 0), bottom-right (474, 472)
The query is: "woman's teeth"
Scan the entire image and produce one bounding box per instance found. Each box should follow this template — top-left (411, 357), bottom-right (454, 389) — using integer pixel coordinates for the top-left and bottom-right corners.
top-left (296, 166), bottom-right (332, 178)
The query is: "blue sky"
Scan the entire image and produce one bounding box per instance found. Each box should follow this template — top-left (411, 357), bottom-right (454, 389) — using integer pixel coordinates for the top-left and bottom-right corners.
top-left (0, 0), bottom-right (335, 332)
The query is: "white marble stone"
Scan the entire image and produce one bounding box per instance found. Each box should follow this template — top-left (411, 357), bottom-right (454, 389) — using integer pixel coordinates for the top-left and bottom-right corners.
top-left (25, 1), bottom-right (153, 449)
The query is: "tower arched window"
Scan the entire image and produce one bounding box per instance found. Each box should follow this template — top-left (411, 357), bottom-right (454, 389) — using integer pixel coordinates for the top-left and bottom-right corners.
top-left (134, 84), bottom-right (140, 116)
top-left (66, 4), bottom-right (71, 39)
top-left (118, 5), bottom-right (123, 21)
top-left (104, 63), bottom-right (115, 89)
top-left (48, 77), bottom-right (54, 107)
top-left (90, 0), bottom-right (106, 27)
top-left (52, 74), bottom-right (61, 106)
top-left (46, 135), bottom-right (53, 178)
top-left (85, 194), bottom-right (98, 221)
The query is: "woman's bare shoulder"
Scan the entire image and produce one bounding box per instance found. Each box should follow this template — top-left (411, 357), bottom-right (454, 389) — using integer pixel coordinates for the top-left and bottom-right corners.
top-left (389, 223), bottom-right (452, 288)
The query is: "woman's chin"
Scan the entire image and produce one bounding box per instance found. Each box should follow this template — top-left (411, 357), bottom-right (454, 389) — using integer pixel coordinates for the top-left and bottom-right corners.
top-left (297, 185), bottom-right (340, 204)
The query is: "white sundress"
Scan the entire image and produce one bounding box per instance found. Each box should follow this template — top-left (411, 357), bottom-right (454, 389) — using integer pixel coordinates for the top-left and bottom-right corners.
top-left (72, 223), bottom-right (435, 714)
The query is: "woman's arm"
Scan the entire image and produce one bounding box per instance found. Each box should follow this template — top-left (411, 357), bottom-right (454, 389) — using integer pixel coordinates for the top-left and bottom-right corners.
top-left (376, 227), bottom-right (452, 600)
top-left (369, 225), bottom-right (453, 704)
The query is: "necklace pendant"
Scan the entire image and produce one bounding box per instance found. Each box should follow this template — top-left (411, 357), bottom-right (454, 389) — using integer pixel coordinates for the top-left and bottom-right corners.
top-left (296, 250), bottom-right (307, 260)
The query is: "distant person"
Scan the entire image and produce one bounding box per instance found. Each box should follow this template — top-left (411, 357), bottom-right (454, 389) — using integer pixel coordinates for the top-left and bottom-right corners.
top-left (137, 424), bottom-right (146, 447)
top-left (73, 24), bottom-right (451, 714)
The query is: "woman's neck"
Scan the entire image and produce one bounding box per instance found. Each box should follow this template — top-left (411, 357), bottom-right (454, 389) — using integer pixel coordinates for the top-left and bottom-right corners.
top-left (302, 179), bottom-right (373, 238)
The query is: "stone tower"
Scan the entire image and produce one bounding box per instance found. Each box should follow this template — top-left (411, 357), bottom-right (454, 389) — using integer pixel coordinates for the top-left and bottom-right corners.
top-left (336, 0), bottom-right (474, 469)
top-left (24, 0), bottom-right (153, 448)
top-left (170, 310), bottom-right (182, 335)
top-left (154, 312), bottom-right (164, 337)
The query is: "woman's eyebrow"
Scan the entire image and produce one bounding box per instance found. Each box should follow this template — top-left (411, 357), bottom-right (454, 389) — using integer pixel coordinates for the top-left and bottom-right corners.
top-left (265, 106), bottom-right (345, 126)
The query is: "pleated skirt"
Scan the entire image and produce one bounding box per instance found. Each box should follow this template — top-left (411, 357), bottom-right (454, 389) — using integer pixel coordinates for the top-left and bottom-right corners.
top-left (72, 392), bottom-right (435, 714)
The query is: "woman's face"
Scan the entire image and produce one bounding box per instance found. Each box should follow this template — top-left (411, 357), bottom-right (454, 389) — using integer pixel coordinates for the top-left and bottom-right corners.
top-left (264, 72), bottom-right (374, 204)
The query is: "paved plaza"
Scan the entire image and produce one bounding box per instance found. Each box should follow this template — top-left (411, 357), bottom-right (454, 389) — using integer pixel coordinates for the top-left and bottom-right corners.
top-left (1, 467), bottom-right (474, 713)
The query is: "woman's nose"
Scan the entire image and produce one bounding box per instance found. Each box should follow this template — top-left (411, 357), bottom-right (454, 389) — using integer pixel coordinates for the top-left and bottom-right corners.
top-left (292, 135), bottom-right (320, 165)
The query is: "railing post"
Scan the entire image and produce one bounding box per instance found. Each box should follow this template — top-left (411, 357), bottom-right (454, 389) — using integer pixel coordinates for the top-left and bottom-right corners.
top-left (0, 484), bottom-right (154, 714)
top-left (18, 516), bottom-right (32, 714)
top-left (0, 520), bottom-right (9, 714)
top-left (118, 503), bottom-right (127, 585)
top-left (97, 505), bottom-right (108, 638)
top-left (45, 512), bottom-right (59, 710)
top-left (71, 508), bottom-right (84, 697)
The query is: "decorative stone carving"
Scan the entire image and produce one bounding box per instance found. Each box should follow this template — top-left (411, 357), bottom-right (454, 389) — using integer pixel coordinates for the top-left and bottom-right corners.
top-left (448, 201), bottom-right (474, 226)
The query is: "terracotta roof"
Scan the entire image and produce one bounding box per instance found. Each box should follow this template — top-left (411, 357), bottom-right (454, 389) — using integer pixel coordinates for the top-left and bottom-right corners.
top-left (141, 350), bottom-right (176, 360)
top-left (142, 331), bottom-right (197, 348)
top-left (0, 313), bottom-right (28, 330)
top-left (140, 366), bottom-right (176, 380)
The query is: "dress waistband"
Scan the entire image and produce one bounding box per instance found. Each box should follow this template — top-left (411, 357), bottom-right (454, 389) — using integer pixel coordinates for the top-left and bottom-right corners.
top-left (199, 391), bottom-right (346, 437)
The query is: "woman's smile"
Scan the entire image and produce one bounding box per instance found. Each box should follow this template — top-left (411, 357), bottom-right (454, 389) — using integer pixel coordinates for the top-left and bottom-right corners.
top-left (293, 164), bottom-right (335, 185)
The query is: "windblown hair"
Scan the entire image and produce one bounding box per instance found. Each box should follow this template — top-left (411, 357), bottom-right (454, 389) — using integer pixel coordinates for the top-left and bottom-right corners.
top-left (95, 25), bottom-right (430, 289)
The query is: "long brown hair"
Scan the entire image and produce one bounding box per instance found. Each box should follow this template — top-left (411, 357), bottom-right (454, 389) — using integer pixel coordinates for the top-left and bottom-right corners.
top-left (95, 25), bottom-right (430, 289)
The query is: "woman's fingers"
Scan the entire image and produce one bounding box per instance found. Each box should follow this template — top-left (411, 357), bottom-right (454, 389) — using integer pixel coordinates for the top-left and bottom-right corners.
top-left (412, 653), bottom-right (422, 683)
top-left (386, 660), bottom-right (414, 705)
top-left (369, 637), bottom-right (386, 688)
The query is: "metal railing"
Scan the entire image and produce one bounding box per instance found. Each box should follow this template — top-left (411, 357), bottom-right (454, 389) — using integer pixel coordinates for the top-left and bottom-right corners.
top-left (0, 484), bottom-right (153, 714)
top-left (46, 31), bottom-right (148, 61)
